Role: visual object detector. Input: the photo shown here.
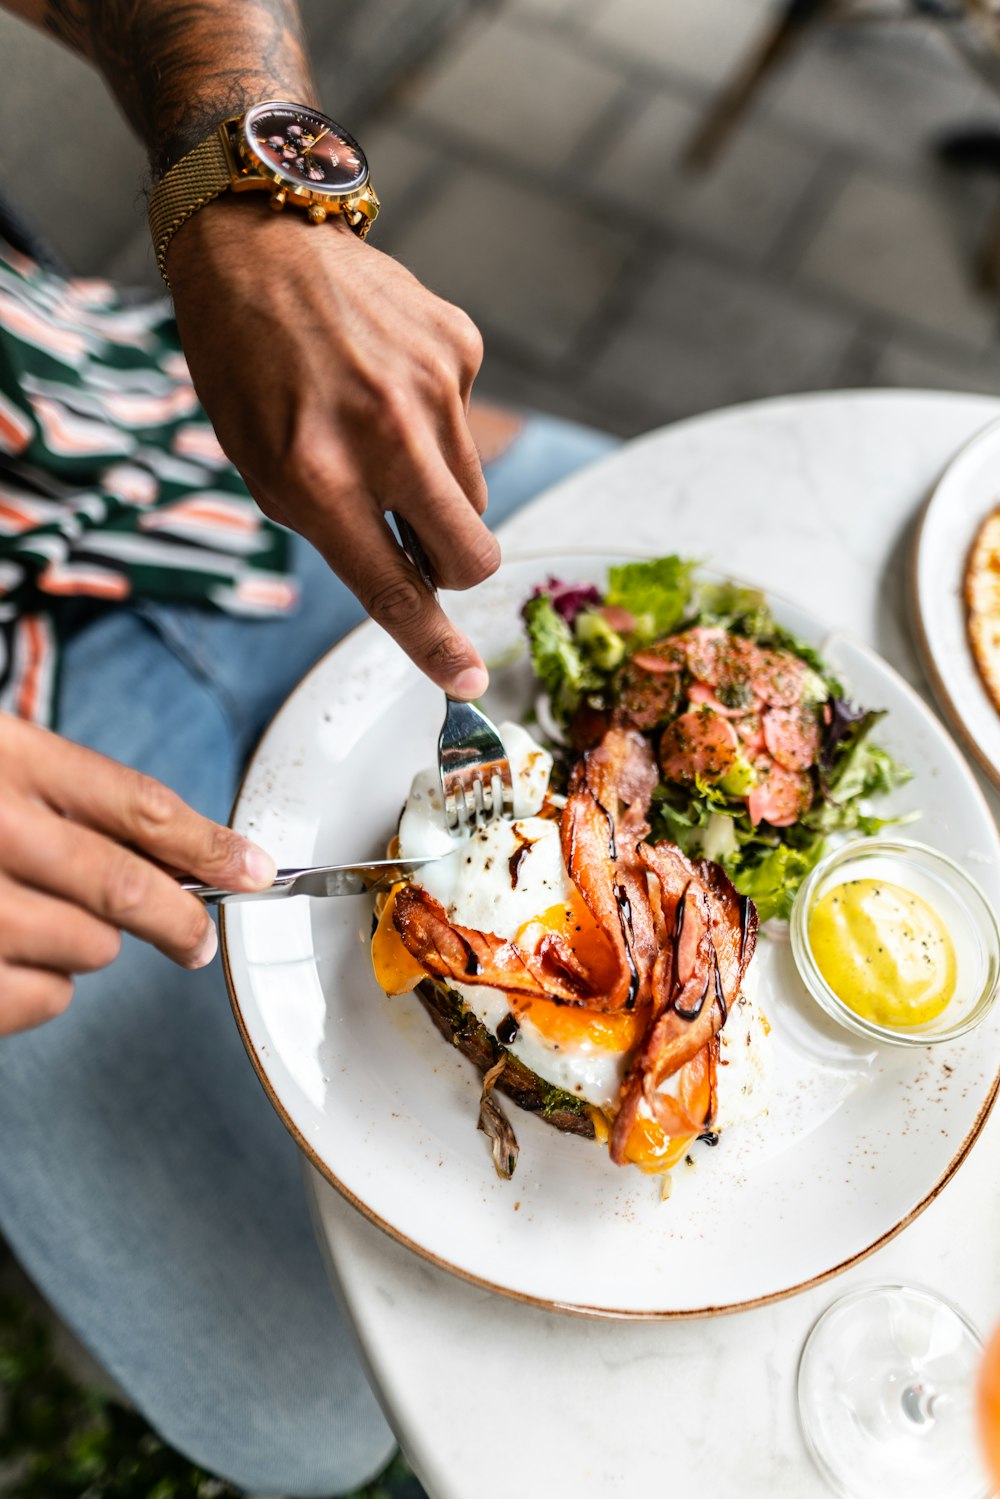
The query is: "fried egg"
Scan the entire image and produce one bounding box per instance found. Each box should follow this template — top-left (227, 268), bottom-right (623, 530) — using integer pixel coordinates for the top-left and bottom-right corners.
top-left (374, 720), bottom-right (773, 1168)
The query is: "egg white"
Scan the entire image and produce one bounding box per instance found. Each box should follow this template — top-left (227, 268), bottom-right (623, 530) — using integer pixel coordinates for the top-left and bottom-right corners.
top-left (397, 720), bottom-right (772, 1124)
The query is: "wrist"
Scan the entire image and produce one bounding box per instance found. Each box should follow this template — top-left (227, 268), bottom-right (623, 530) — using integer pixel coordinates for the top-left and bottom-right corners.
top-left (166, 188), bottom-right (358, 288)
top-left (151, 102), bottom-right (378, 284)
top-left (151, 84), bottom-right (319, 180)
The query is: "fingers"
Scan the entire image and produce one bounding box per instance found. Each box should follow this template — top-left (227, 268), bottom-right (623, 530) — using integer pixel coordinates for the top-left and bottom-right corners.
top-left (438, 396), bottom-right (488, 518)
top-left (0, 964), bottom-right (73, 1037)
top-left (313, 500), bottom-right (489, 698)
top-left (387, 452), bottom-right (499, 593)
top-left (0, 793), bottom-right (220, 969)
top-left (12, 721), bottom-right (275, 891)
top-left (0, 875), bottom-right (120, 972)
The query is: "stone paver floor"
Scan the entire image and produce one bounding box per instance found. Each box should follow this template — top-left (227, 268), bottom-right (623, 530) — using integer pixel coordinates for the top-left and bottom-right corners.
top-left (370, 0), bottom-right (1000, 436)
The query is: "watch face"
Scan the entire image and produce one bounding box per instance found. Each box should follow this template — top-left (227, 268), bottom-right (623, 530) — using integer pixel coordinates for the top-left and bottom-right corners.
top-left (243, 102), bottom-right (368, 196)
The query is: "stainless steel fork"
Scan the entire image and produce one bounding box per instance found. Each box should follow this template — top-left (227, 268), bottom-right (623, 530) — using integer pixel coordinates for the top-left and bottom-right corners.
top-left (392, 512), bottom-right (514, 833)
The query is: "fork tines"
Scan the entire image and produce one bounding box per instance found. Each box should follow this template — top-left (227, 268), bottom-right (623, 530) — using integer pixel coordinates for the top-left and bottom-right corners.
top-left (438, 698), bottom-right (515, 834)
top-left (443, 758), bottom-right (515, 833)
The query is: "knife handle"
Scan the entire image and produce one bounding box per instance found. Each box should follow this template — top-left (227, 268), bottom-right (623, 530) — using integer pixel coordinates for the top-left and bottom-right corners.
top-left (178, 870), bottom-right (298, 905)
top-left (393, 512), bottom-right (437, 594)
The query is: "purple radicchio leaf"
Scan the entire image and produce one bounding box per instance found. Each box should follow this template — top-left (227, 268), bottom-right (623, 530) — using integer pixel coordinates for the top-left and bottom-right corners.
top-left (819, 698), bottom-right (884, 796)
top-left (531, 576), bottom-right (602, 626)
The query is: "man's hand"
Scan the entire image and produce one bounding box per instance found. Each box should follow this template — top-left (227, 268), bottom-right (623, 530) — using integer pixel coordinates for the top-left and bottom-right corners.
top-left (3, 0), bottom-right (500, 691)
top-left (0, 716), bottom-right (276, 1036)
top-left (168, 200), bottom-right (498, 698)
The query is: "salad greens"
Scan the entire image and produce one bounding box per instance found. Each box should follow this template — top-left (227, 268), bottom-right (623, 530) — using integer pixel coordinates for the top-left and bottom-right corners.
top-left (523, 556), bottom-right (911, 922)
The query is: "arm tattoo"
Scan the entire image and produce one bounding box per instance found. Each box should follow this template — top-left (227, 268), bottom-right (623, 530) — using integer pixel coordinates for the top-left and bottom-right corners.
top-left (42, 0), bottom-right (317, 176)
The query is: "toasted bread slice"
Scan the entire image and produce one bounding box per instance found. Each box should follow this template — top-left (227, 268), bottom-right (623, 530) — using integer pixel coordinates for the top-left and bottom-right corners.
top-left (416, 978), bottom-right (597, 1139)
top-left (966, 505), bottom-right (1000, 713)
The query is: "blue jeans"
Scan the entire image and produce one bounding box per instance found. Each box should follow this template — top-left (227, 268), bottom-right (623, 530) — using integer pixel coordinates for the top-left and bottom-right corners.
top-left (0, 414), bottom-right (616, 1498)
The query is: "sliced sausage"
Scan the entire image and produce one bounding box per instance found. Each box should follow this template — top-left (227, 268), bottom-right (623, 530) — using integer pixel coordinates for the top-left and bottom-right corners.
top-left (762, 704), bottom-right (821, 771)
top-left (659, 707), bottom-right (739, 785)
top-left (752, 648), bottom-right (806, 708)
top-left (746, 760), bottom-right (813, 827)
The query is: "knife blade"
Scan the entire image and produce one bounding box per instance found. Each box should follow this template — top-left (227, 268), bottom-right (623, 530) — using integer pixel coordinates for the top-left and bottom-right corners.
top-left (180, 854), bottom-right (445, 905)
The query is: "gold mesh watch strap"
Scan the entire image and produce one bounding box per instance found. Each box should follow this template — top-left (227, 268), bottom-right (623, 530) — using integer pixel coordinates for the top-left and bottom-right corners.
top-left (148, 129), bottom-right (233, 286)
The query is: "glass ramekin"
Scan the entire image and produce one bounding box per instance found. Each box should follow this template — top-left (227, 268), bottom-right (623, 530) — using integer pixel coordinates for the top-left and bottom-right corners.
top-left (789, 837), bottom-right (1000, 1046)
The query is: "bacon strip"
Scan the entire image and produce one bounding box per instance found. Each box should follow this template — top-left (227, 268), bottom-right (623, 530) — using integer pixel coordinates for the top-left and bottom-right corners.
top-left (610, 845), bottom-right (758, 1163)
top-left (392, 884), bottom-right (598, 1004)
top-left (561, 727), bottom-right (659, 1011)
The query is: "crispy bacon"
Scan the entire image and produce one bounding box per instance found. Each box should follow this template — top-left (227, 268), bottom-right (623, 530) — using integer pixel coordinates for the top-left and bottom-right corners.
top-left (561, 727), bottom-right (659, 1011)
top-left (393, 885), bottom-right (598, 1003)
top-left (394, 722), bottom-right (761, 1173)
top-left (610, 845), bottom-right (757, 1164)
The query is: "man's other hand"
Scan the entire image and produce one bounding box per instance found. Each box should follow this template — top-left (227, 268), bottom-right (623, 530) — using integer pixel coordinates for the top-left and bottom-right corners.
top-left (0, 716), bottom-right (275, 1035)
top-left (168, 201), bottom-right (497, 699)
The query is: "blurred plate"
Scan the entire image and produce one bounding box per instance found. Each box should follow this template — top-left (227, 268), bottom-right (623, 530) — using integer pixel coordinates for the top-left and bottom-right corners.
top-left (911, 415), bottom-right (1000, 791)
top-left (222, 552), bottom-right (1000, 1319)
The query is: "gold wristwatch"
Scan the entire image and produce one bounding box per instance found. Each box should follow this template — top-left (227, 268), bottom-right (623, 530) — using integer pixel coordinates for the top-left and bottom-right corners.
top-left (148, 100), bottom-right (380, 283)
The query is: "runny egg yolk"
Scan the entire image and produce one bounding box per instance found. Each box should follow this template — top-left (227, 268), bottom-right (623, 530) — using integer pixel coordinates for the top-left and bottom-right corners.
top-left (513, 897), bottom-right (647, 1052)
top-left (622, 1116), bottom-right (694, 1174)
top-left (621, 1045), bottom-right (715, 1174)
top-left (808, 877), bottom-right (957, 1028)
top-left (372, 886), bottom-right (650, 1054)
top-left (371, 886), bottom-right (427, 996)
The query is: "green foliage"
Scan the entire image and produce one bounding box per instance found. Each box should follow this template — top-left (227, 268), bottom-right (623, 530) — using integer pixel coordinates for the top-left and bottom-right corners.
top-left (0, 1290), bottom-right (417, 1499)
top-left (692, 580), bottom-right (771, 638)
top-left (823, 716), bottom-right (911, 806)
top-left (605, 556), bottom-right (694, 639)
top-left (573, 609), bottom-right (625, 671)
top-left (521, 595), bottom-right (599, 722)
top-left (725, 840), bottom-right (826, 924)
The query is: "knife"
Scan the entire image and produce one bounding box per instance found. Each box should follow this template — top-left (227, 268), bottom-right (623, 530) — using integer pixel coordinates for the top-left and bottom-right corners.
top-left (180, 854), bottom-right (445, 905)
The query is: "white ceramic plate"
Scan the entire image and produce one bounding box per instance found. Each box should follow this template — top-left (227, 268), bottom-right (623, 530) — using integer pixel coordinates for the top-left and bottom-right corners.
top-left (222, 553), bottom-right (1000, 1319)
top-left (912, 414), bottom-right (1000, 792)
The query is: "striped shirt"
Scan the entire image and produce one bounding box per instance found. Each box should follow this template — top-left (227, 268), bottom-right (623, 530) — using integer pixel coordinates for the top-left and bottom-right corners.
top-left (0, 238), bottom-right (297, 725)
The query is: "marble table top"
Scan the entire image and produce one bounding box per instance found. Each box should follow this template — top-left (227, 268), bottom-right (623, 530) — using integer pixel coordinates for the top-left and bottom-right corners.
top-left (306, 390), bottom-right (1000, 1499)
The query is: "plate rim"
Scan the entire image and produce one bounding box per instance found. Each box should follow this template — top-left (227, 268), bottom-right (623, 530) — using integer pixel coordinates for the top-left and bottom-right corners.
top-left (221, 553), bottom-right (1000, 1320)
top-left (909, 413), bottom-right (1000, 794)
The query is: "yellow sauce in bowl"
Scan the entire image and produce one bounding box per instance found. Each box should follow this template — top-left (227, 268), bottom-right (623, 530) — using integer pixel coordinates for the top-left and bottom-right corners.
top-left (807, 877), bottom-right (956, 1029)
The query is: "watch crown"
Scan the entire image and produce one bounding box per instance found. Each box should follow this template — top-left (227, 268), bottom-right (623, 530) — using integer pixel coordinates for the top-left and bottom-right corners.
top-left (308, 203), bottom-right (328, 223)
top-left (270, 188), bottom-right (287, 211)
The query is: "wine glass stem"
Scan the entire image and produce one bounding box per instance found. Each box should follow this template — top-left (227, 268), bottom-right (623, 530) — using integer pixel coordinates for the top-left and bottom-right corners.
top-left (900, 1382), bottom-right (942, 1426)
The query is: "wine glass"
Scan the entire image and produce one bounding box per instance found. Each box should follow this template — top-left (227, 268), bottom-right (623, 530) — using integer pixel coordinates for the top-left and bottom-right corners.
top-left (797, 1283), bottom-right (992, 1499)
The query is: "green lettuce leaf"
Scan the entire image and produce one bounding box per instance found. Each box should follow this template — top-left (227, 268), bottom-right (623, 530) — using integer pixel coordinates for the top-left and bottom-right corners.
top-left (728, 839), bottom-right (826, 923)
top-left (693, 580), bottom-right (773, 637)
top-left (605, 556), bottom-right (694, 640)
top-left (522, 594), bottom-right (599, 722)
top-left (824, 712), bottom-right (911, 805)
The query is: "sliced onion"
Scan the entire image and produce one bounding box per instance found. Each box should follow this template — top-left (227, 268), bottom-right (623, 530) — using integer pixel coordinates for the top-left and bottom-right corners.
top-left (478, 1058), bottom-right (519, 1180)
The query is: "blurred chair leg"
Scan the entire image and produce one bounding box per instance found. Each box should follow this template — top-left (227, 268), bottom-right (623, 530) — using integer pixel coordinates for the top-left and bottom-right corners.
top-left (936, 126), bottom-right (1000, 293)
top-left (977, 192), bottom-right (1000, 292)
top-left (682, 0), bottom-right (837, 172)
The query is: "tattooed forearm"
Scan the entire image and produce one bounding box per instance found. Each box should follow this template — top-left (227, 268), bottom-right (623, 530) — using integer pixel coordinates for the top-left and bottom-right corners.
top-left (40, 0), bottom-right (317, 175)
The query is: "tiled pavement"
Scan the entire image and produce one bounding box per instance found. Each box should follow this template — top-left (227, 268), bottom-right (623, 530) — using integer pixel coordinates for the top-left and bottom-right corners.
top-left (370, 0), bottom-right (1000, 435)
top-left (5, 0), bottom-right (1000, 435)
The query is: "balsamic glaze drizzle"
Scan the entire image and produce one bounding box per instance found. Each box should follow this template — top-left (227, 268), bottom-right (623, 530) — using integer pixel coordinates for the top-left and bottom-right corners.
top-left (459, 937), bottom-right (480, 977)
top-left (737, 893), bottom-right (752, 965)
top-left (503, 833), bottom-right (536, 887)
top-left (497, 1012), bottom-right (520, 1046)
top-left (712, 951), bottom-right (727, 1022)
top-left (670, 882), bottom-right (690, 1009)
top-left (614, 883), bottom-right (640, 1009)
top-left (674, 967), bottom-right (710, 1020)
top-left (594, 798), bottom-right (617, 861)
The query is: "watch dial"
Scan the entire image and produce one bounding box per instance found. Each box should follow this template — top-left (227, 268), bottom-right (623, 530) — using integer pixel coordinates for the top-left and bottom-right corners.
top-left (244, 103), bottom-right (367, 195)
